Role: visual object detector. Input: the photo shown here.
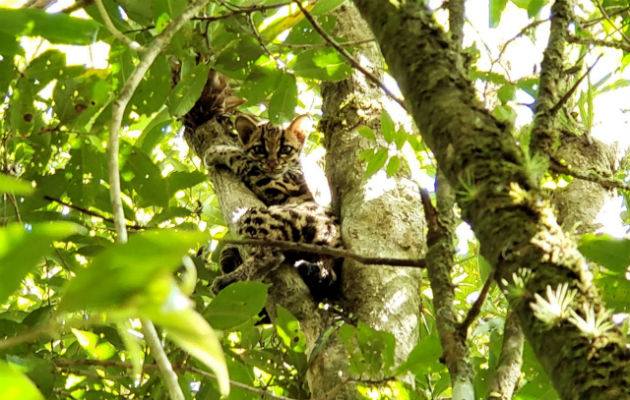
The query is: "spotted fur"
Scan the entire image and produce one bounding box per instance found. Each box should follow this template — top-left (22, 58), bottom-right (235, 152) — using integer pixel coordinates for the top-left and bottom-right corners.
top-left (204, 115), bottom-right (342, 298)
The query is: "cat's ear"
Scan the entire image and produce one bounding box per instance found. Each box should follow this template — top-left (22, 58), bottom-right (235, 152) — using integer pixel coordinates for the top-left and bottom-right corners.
top-left (287, 115), bottom-right (311, 145)
top-left (235, 115), bottom-right (257, 144)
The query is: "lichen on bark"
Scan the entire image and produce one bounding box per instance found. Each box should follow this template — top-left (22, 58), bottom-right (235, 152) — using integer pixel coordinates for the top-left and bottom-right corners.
top-left (352, 1), bottom-right (630, 398)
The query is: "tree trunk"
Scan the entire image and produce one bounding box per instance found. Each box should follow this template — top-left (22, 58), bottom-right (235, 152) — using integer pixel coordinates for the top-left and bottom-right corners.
top-left (307, 4), bottom-right (425, 398)
top-left (351, 1), bottom-right (630, 399)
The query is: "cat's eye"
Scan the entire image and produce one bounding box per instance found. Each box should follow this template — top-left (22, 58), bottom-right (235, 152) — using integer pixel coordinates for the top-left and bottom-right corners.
top-left (251, 145), bottom-right (266, 155)
top-left (279, 145), bottom-right (293, 155)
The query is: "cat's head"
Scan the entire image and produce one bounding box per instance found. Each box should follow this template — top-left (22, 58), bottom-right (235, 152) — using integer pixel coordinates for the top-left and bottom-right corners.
top-left (235, 114), bottom-right (310, 175)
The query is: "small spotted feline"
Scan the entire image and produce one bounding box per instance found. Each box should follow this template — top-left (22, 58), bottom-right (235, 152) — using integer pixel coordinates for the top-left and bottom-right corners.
top-left (204, 114), bottom-right (342, 298)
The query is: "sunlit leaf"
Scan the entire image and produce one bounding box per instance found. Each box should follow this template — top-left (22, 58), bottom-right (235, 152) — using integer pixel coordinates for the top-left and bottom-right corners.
top-left (490, 0), bottom-right (508, 27)
top-left (59, 230), bottom-right (209, 311)
top-left (268, 73), bottom-right (297, 124)
top-left (364, 148), bottom-right (388, 179)
top-left (142, 287), bottom-right (229, 396)
top-left (0, 175), bottom-right (34, 195)
top-left (0, 361), bottom-right (44, 400)
top-left (578, 234), bottom-right (630, 274)
top-left (0, 8), bottom-right (99, 45)
top-left (0, 222), bottom-right (83, 305)
top-left (168, 62), bottom-right (211, 117)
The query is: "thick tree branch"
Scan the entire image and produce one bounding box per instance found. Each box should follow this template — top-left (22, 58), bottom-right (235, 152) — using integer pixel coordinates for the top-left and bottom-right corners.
top-left (351, 1), bottom-right (630, 398)
top-left (224, 238), bottom-right (427, 268)
top-left (294, 1), bottom-right (407, 111)
top-left (421, 183), bottom-right (475, 400)
top-left (530, 0), bottom-right (572, 158)
top-left (487, 312), bottom-right (524, 399)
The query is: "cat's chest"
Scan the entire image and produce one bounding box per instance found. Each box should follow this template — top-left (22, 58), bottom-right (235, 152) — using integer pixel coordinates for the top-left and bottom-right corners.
top-left (244, 164), bottom-right (312, 205)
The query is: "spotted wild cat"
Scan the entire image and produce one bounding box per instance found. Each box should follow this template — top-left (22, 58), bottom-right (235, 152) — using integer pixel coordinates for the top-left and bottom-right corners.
top-left (203, 114), bottom-right (342, 298)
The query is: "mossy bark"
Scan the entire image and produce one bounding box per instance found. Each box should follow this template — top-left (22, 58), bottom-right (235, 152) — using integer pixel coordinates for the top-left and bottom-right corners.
top-left (308, 4), bottom-right (425, 398)
top-left (352, 1), bottom-right (630, 399)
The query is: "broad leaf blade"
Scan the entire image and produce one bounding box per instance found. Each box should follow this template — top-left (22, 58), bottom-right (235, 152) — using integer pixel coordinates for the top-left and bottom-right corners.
top-left (59, 230), bottom-right (209, 311)
top-left (204, 281), bottom-right (268, 330)
top-left (0, 361), bottom-right (44, 400)
top-left (0, 8), bottom-right (99, 45)
top-left (0, 222), bottom-right (83, 304)
top-left (578, 234), bottom-right (630, 274)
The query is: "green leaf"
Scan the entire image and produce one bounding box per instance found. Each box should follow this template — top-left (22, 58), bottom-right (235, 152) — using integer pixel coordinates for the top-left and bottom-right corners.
top-left (527, 0), bottom-right (545, 17)
top-left (142, 288), bottom-right (229, 396)
top-left (291, 49), bottom-right (351, 81)
top-left (478, 254), bottom-right (492, 281)
top-left (364, 148), bottom-right (388, 179)
top-left (498, 83), bottom-right (515, 104)
top-left (357, 126), bottom-right (376, 141)
top-left (168, 62), bottom-right (211, 117)
top-left (396, 332), bottom-right (443, 375)
top-left (0, 175), bottom-right (34, 195)
top-left (386, 155), bottom-right (401, 177)
top-left (489, 0), bottom-right (508, 28)
top-left (311, 0), bottom-right (346, 15)
top-left (578, 234), bottom-right (630, 274)
top-left (381, 109), bottom-right (395, 143)
top-left (166, 171), bottom-right (206, 195)
top-left (0, 8), bottom-right (99, 45)
top-left (126, 147), bottom-right (171, 207)
top-left (204, 281), bottom-right (268, 330)
top-left (0, 31), bottom-right (22, 56)
top-left (71, 329), bottom-right (116, 360)
top-left (597, 273), bottom-right (630, 312)
top-left (0, 222), bottom-right (83, 305)
top-left (240, 65), bottom-right (282, 106)
top-left (59, 230), bottom-right (209, 311)
top-left (0, 361), bottom-right (44, 400)
top-left (268, 73), bottom-right (297, 124)
top-left (275, 305), bottom-right (306, 353)
top-left (510, 0), bottom-right (530, 8)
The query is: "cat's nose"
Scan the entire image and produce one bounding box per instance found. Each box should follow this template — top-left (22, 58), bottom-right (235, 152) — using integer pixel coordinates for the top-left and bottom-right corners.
top-left (267, 159), bottom-right (278, 169)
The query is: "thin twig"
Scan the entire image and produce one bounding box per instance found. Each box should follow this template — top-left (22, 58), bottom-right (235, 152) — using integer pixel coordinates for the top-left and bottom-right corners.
top-left (193, 1), bottom-right (293, 22)
top-left (594, 0), bottom-right (630, 46)
top-left (548, 55), bottom-right (602, 116)
top-left (95, 0), bottom-right (144, 52)
top-left (293, 1), bottom-right (408, 111)
top-left (567, 35), bottom-right (630, 52)
top-left (549, 156), bottom-right (630, 191)
top-left (141, 320), bottom-right (184, 400)
top-left (61, 0), bottom-right (93, 14)
top-left (458, 271), bottom-right (495, 338)
top-left (274, 39), bottom-right (374, 50)
top-left (0, 324), bottom-right (54, 351)
top-left (224, 238), bottom-right (427, 268)
top-left (43, 195), bottom-right (145, 230)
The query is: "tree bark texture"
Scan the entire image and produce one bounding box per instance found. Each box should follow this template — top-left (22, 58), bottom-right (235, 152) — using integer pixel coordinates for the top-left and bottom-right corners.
top-left (351, 1), bottom-right (630, 399)
top-left (308, 4), bottom-right (425, 398)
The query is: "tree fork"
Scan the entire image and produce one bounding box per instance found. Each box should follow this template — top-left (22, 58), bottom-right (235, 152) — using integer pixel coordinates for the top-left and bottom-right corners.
top-left (351, 1), bottom-right (630, 399)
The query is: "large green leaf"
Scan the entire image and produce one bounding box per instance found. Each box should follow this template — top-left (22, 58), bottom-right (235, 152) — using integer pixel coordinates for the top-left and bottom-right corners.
top-left (0, 8), bottom-right (99, 45)
top-left (204, 281), bottom-right (268, 330)
top-left (578, 234), bottom-right (630, 274)
top-left (0, 361), bottom-right (44, 400)
top-left (125, 147), bottom-right (171, 208)
top-left (291, 49), bottom-right (351, 82)
top-left (59, 230), bottom-right (209, 311)
top-left (0, 175), bottom-right (34, 195)
top-left (268, 73), bottom-right (297, 124)
top-left (0, 222), bottom-right (83, 304)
